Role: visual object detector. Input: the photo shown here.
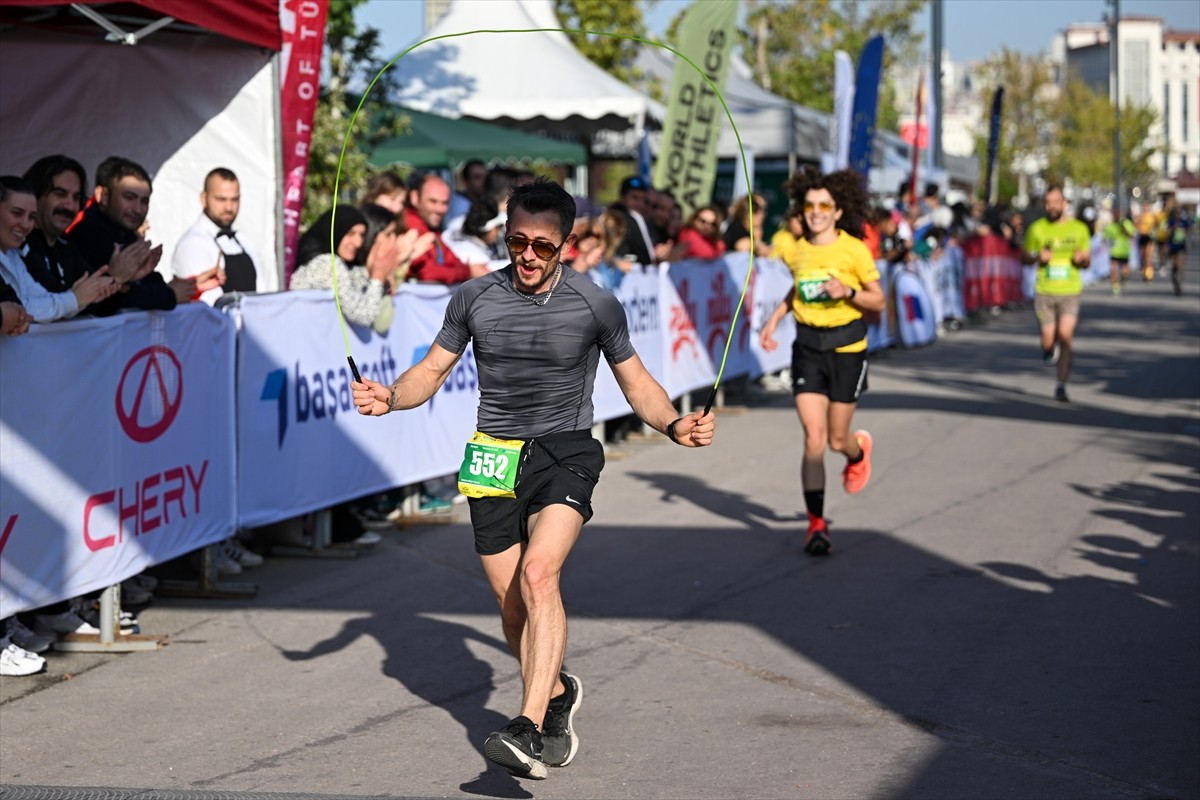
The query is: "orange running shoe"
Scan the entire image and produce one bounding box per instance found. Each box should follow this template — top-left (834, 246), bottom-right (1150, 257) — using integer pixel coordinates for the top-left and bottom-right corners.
top-left (804, 513), bottom-right (831, 556)
top-left (842, 430), bottom-right (873, 494)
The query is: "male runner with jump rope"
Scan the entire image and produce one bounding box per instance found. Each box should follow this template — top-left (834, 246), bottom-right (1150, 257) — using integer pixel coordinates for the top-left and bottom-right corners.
top-left (351, 178), bottom-right (716, 780)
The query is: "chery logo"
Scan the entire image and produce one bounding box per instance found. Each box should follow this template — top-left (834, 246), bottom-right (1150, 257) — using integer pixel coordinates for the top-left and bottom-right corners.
top-left (116, 345), bottom-right (183, 443)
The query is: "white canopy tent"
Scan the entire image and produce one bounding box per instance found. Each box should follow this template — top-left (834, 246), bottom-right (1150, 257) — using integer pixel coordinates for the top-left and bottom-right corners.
top-left (388, 0), bottom-right (663, 142)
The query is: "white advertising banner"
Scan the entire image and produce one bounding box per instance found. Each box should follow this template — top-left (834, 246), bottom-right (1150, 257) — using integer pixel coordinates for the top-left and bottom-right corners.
top-left (663, 255), bottom-right (793, 399)
top-left (592, 267), bottom-right (666, 422)
top-left (233, 287), bottom-right (479, 528)
top-left (0, 305), bottom-right (237, 616)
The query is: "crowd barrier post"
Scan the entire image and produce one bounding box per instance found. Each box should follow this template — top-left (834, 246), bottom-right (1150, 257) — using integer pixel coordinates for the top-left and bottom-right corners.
top-left (53, 584), bottom-right (168, 652)
top-left (156, 543), bottom-right (260, 598)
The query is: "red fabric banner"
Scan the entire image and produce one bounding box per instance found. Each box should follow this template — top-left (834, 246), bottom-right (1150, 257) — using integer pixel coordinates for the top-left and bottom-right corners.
top-left (279, 0), bottom-right (329, 280)
top-left (961, 234), bottom-right (1024, 312)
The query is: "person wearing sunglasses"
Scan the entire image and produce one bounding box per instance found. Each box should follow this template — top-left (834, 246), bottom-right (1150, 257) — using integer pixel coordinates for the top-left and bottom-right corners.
top-left (768, 204), bottom-right (805, 263)
top-left (759, 166), bottom-right (885, 557)
top-left (673, 204), bottom-right (727, 262)
top-left (351, 177), bottom-right (716, 780)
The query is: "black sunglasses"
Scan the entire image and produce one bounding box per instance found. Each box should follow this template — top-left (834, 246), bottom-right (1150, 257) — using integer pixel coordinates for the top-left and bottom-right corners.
top-left (505, 234), bottom-right (564, 260)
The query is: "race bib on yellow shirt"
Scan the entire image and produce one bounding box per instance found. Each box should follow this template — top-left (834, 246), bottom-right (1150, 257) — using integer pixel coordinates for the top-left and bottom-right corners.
top-left (1047, 265), bottom-right (1073, 281)
top-left (797, 277), bottom-right (832, 303)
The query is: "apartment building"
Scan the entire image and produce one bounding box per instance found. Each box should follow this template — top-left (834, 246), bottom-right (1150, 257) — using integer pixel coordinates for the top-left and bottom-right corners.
top-left (1056, 16), bottom-right (1200, 182)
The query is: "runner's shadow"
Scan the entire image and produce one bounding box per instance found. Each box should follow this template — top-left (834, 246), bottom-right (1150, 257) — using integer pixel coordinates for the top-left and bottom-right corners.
top-left (628, 471), bottom-right (799, 530)
top-left (281, 612), bottom-right (532, 798)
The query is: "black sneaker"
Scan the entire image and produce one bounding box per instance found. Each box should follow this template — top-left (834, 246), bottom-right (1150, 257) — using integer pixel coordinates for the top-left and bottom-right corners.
top-left (483, 716), bottom-right (547, 780)
top-left (1043, 343), bottom-right (1060, 365)
top-left (1054, 385), bottom-right (1070, 403)
top-left (541, 672), bottom-right (583, 767)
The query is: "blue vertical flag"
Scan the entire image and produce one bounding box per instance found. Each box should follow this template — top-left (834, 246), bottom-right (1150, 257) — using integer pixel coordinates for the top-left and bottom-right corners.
top-left (984, 87), bottom-right (1004, 203)
top-left (847, 35), bottom-right (885, 179)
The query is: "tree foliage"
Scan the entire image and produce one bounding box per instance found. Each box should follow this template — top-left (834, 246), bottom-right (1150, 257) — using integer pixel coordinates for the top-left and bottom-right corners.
top-left (304, 0), bottom-right (407, 226)
top-left (554, 0), bottom-right (648, 84)
top-left (1052, 80), bottom-right (1158, 197)
top-left (738, 0), bottom-right (926, 133)
top-left (971, 48), bottom-right (1057, 204)
top-left (972, 49), bottom-right (1159, 204)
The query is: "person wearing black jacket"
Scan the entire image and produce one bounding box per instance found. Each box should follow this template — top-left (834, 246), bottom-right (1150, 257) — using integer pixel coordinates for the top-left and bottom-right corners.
top-left (608, 175), bottom-right (654, 266)
top-left (66, 156), bottom-right (180, 314)
top-left (21, 155), bottom-right (156, 311)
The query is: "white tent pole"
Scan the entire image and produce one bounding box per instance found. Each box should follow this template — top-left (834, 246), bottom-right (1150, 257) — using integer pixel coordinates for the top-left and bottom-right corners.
top-left (272, 52), bottom-right (286, 290)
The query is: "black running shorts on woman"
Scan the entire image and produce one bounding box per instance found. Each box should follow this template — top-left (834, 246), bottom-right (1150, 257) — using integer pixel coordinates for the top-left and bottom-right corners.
top-left (791, 341), bottom-right (869, 403)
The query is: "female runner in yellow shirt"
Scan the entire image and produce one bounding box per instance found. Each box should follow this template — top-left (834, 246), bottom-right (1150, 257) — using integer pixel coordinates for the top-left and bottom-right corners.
top-left (760, 167), bottom-right (886, 555)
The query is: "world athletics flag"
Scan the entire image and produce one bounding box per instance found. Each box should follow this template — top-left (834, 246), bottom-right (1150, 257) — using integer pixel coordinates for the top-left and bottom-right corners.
top-left (651, 0), bottom-right (739, 216)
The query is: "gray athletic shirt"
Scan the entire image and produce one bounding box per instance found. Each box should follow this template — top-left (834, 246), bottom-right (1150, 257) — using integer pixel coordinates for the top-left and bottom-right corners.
top-left (435, 265), bottom-right (636, 439)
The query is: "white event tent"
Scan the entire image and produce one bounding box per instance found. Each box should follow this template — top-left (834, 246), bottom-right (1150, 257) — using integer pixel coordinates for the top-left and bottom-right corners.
top-left (386, 0), bottom-right (664, 167)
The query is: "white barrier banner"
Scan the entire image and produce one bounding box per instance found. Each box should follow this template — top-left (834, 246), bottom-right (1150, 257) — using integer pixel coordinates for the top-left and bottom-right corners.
top-left (665, 256), bottom-right (794, 399)
top-left (593, 267), bottom-right (664, 421)
top-left (233, 288), bottom-right (479, 528)
top-left (739, 256), bottom-right (794, 377)
top-left (1, 305), bottom-right (236, 616)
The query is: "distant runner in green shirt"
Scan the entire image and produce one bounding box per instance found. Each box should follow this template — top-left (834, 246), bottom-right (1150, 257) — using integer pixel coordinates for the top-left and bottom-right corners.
top-left (1024, 184), bottom-right (1091, 403)
top-left (1103, 213), bottom-right (1136, 294)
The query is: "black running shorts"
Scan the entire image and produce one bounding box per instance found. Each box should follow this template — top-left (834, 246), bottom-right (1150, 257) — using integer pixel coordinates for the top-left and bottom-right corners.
top-left (468, 430), bottom-right (605, 555)
top-left (791, 342), bottom-right (869, 404)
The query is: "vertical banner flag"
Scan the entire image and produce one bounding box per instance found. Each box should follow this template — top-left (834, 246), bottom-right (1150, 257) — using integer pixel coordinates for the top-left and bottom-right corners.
top-left (732, 146), bottom-right (755, 205)
top-left (638, 129), bottom-right (653, 183)
top-left (279, 0), bottom-right (330, 280)
top-left (652, 0), bottom-right (739, 216)
top-left (985, 86), bottom-right (1004, 204)
top-left (833, 50), bottom-right (855, 170)
top-left (848, 35), bottom-right (885, 179)
top-left (910, 66), bottom-right (924, 210)
top-left (925, 58), bottom-right (938, 176)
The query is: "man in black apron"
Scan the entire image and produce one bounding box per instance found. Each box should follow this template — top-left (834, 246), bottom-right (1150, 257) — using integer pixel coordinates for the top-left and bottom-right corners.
top-left (171, 167), bottom-right (269, 305)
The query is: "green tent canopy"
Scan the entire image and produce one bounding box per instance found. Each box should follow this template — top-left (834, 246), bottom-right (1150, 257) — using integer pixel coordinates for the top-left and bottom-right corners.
top-left (368, 107), bottom-right (586, 170)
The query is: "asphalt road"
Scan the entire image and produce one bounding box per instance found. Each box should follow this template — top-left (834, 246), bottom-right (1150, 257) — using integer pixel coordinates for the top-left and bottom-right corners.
top-left (2, 255), bottom-right (1197, 800)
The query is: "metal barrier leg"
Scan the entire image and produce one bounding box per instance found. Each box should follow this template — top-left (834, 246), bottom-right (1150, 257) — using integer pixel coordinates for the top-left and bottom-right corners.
top-left (158, 541), bottom-right (260, 597)
top-left (269, 509), bottom-right (357, 559)
top-left (54, 584), bottom-right (168, 652)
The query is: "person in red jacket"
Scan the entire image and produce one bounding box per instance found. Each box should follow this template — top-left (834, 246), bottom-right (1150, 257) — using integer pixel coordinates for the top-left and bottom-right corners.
top-left (404, 173), bottom-right (489, 284)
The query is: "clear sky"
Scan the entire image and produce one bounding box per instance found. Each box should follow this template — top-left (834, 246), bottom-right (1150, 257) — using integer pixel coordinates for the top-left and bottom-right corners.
top-left (358, 0), bottom-right (1200, 64)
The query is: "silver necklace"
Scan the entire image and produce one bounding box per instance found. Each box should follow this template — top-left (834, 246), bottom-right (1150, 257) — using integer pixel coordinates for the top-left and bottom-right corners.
top-left (515, 263), bottom-right (562, 306)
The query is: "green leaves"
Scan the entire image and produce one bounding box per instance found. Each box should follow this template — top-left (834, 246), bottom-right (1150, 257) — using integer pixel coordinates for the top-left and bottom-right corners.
top-left (972, 48), bottom-right (1159, 203)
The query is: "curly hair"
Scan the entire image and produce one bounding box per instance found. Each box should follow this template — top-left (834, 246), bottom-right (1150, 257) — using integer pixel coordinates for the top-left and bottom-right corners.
top-left (784, 166), bottom-right (870, 240)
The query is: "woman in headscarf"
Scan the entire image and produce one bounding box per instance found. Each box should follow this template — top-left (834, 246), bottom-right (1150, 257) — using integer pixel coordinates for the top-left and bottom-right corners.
top-left (289, 204), bottom-right (404, 327)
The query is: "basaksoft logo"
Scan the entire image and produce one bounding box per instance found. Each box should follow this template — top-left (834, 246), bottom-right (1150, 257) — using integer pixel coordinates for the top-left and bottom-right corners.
top-left (261, 347), bottom-right (399, 447)
top-left (116, 345), bottom-right (183, 443)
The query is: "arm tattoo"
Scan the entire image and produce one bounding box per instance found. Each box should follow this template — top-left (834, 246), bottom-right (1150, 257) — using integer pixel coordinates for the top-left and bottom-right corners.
top-left (389, 384), bottom-right (400, 412)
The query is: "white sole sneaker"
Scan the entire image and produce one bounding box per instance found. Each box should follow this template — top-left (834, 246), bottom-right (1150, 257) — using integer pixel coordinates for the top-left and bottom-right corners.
top-left (1, 643), bottom-right (46, 676)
